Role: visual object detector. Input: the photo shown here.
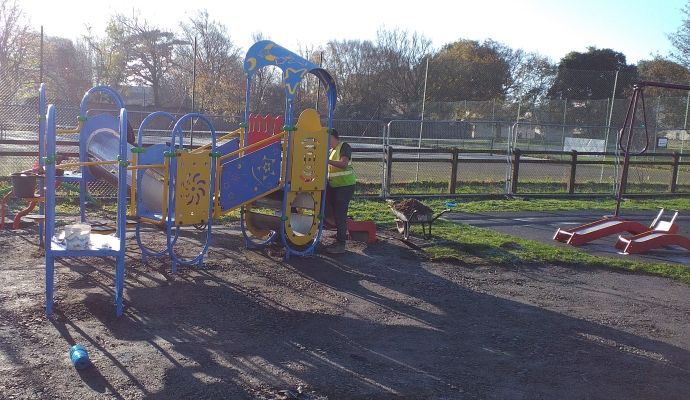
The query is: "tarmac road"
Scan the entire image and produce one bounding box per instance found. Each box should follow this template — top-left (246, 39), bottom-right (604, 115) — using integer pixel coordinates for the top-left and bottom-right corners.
top-left (443, 208), bottom-right (690, 265)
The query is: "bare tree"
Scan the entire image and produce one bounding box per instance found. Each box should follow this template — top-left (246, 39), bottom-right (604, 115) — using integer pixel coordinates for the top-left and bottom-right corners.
top-left (42, 37), bottom-right (93, 104)
top-left (0, 0), bottom-right (36, 102)
top-left (324, 39), bottom-right (385, 119)
top-left (177, 10), bottom-right (244, 115)
top-left (109, 12), bottom-right (186, 107)
top-left (294, 43), bottom-right (324, 112)
top-left (82, 25), bottom-right (129, 91)
top-left (323, 29), bottom-right (433, 120)
top-left (669, 2), bottom-right (690, 70)
top-left (375, 27), bottom-right (433, 117)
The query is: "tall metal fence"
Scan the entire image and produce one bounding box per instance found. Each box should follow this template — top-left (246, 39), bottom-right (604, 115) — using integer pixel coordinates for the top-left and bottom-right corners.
top-left (3, 89), bottom-right (690, 200)
top-left (3, 116), bottom-right (690, 200)
top-left (337, 118), bottom-right (690, 198)
top-left (6, 38), bottom-right (690, 204)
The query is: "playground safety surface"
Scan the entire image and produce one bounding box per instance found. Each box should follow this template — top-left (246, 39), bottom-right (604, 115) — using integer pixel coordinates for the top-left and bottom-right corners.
top-left (444, 208), bottom-right (690, 264)
top-left (2, 219), bottom-right (690, 399)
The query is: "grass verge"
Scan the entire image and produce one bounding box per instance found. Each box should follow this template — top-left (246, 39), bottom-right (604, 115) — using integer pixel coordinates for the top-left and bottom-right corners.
top-left (350, 197), bottom-right (690, 284)
top-left (5, 194), bottom-right (690, 284)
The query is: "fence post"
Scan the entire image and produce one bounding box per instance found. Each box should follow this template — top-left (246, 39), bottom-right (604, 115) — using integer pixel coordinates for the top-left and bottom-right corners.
top-left (568, 149), bottom-right (578, 194)
top-left (449, 147), bottom-right (459, 194)
top-left (670, 151), bottom-right (680, 193)
top-left (385, 146), bottom-right (393, 197)
top-left (511, 148), bottom-right (521, 194)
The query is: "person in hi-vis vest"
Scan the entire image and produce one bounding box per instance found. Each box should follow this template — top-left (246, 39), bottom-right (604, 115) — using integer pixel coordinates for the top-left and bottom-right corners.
top-left (325, 129), bottom-right (356, 254)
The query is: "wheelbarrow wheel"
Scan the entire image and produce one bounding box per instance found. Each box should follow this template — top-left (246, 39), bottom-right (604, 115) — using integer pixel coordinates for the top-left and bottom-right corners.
top-left (396, 219), bottom-right (410, 240)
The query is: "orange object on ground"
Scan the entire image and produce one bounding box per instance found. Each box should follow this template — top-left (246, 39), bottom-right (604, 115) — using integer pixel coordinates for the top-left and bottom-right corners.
top-left (346, 218), bottom-right (377, 243)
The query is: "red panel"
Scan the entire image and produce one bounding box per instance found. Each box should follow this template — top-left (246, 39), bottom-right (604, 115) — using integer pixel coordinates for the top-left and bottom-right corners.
top-left (247, 114), bottom-right (283, 154)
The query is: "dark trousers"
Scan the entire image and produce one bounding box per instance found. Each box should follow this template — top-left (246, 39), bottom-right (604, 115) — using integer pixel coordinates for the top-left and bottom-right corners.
top-left (329, 184), bottom-right (355, 244)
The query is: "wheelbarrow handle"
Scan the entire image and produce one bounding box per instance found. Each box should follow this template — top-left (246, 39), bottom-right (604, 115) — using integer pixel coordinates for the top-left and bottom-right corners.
top-left (430, 209), bottom-right (451, 222)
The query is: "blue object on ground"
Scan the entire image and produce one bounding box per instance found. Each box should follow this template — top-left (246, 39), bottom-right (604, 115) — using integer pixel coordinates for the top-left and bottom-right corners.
top-left (69, 345), bottom-right (90, 369)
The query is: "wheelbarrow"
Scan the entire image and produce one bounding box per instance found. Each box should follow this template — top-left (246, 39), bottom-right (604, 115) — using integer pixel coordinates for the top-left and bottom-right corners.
top-left (389, 205), bottom-right (450, 240)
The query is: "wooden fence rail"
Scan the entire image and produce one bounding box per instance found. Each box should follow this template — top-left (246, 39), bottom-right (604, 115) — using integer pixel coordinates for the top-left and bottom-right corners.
top-left (3, 140), bottom-right (690, 198)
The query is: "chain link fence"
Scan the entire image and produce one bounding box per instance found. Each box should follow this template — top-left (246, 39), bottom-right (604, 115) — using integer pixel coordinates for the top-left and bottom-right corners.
top-left (3, 68), bottom-right (690, 200)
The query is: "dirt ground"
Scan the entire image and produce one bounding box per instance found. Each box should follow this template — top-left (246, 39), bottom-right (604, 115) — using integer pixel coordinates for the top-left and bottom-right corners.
top-left (2, 219), bottom-right (690, 399)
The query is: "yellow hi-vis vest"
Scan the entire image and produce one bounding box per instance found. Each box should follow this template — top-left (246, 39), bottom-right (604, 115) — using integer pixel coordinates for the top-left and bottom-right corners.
top-left (328, 142), bottom-right (356, 187)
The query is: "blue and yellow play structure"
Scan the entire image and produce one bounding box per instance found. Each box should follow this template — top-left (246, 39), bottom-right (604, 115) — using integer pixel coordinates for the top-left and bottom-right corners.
top-left (39, 41), bottom-right (338, 317)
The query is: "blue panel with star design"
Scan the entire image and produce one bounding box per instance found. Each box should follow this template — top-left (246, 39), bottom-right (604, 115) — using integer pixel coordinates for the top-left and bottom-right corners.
top-left (218, 141), bottom-right (283, 211)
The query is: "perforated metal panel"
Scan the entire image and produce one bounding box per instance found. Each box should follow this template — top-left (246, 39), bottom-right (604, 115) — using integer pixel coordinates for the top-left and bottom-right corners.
top-left (174, 151), bottom-right (212, 225)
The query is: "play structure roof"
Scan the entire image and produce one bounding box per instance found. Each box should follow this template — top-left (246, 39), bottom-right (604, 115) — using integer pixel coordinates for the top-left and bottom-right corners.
top-left (244, 40), bottom-right (337, 111)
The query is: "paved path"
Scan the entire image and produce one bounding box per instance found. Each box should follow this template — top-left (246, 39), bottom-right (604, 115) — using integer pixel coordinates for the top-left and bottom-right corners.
top-left (444, 209), bottom-right (690, 264)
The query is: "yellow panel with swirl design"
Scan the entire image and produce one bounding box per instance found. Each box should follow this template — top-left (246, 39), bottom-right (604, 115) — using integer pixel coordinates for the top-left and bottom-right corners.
top-left (175, 151), bottom-right (212, 225)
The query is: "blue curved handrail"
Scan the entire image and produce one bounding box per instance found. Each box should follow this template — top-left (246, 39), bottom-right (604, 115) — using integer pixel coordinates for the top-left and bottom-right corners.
top-left (166, 113), bottom-right (218, 270)
top-left (79, 85), bottom-right (126, 117)
top-left (133, 111), bottom-right (179, 263)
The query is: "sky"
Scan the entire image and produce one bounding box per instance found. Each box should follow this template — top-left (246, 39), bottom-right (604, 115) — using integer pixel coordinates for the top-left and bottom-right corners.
top-left (25, 0), bottom-right (689, 64)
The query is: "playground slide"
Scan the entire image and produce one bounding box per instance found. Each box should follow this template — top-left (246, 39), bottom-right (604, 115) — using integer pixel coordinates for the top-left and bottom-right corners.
top-left (554, 209), bottom-right (679, 247)
top-left (615, 232), bottom-right (690, 254)
top-left (84, 118), bottom-right (241, 215)
top-left (246, 189), bottom-right (316, 232)
top-left (244, 193), bottom-right (321, 245)
top-left (78, 113), bottom-right (167, 214)
top-left (553, 218), bottom-right (654, 246)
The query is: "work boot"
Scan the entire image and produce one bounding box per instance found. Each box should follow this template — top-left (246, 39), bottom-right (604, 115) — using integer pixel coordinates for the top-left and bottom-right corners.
top-left (325, 242), bottom-right (346, 254)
